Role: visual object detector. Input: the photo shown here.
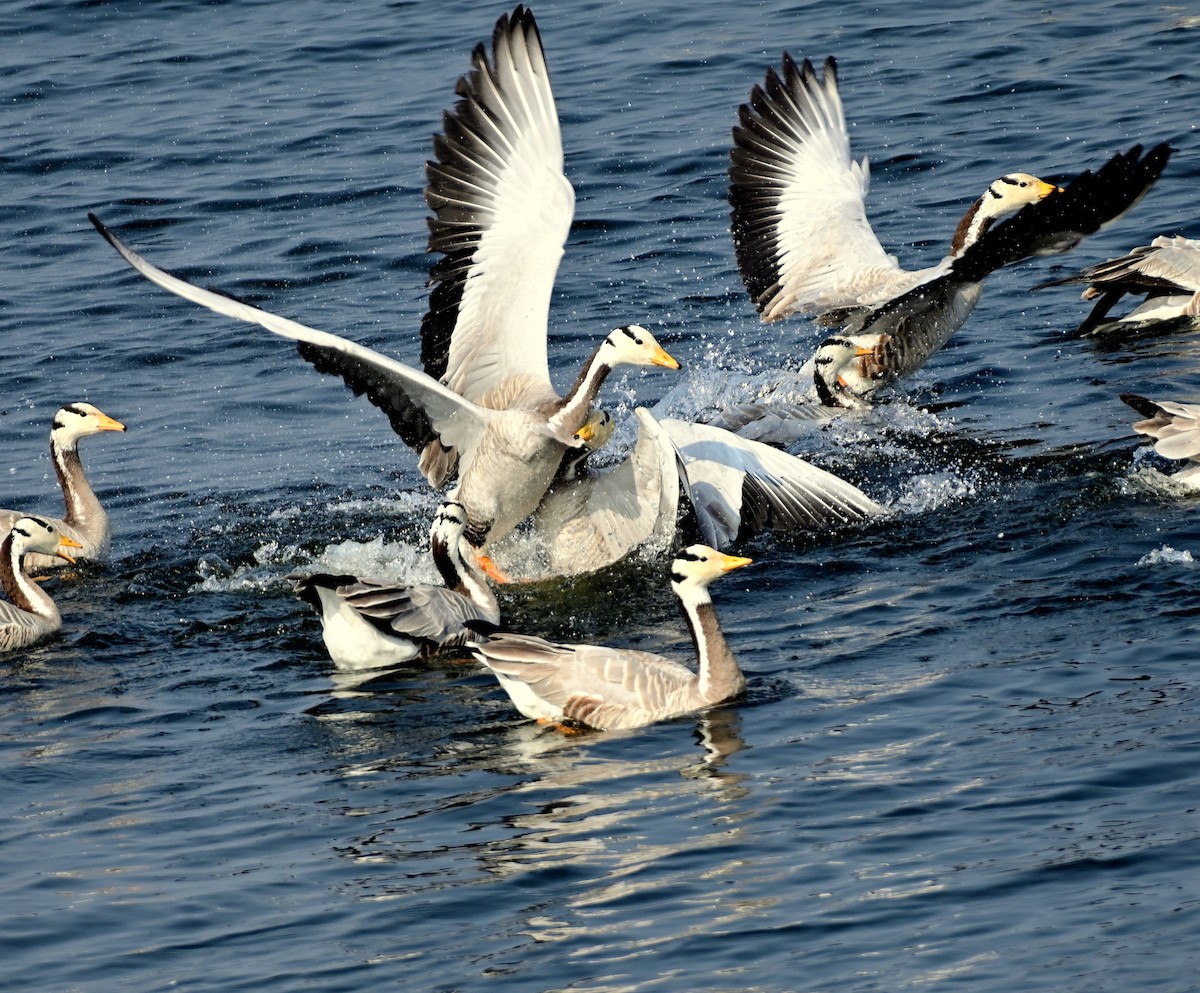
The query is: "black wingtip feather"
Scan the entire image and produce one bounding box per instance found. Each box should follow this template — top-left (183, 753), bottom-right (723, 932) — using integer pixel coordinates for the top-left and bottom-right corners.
top-left (1119, 392), bottom-right (1161, 419)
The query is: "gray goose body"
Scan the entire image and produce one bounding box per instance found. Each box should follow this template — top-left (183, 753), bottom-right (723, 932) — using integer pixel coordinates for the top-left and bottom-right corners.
top-left (471, 545), bottom-right (752, 731)
top-left (0, 403), bottom-right (126, 570)
top-left (729, 54), bottom-right (1171, 405)
top-left (0, 517), bottom-right (81, 653)
top-left (288, 501), bottom-right (499, 670)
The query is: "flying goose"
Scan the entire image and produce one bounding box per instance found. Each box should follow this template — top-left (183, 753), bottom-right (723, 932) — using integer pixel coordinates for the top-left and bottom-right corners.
top-left (1120, 393), bottom-right (1200, 487)
top-left (90, 8), bottom-right (678, 559)
top-left (729, 54), bottom-right (1172, 401)
top-left (0, 403), bottom-right (126, 571)
top-left (287, 500), bottom-right (500, 670)
top-left (471, 544), bottom-right (752, 731)
top-left (1037, 235), bottom-right (1200, 335)
top-left (1, 516), bottom-right (82, 653)
top-left (502, 406), bottom-right (882, 577)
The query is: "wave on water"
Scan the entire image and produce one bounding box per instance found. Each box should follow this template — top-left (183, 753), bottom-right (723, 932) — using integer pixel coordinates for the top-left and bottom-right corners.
top-left (190, 533), bottom-right (436, 595)
top-left (1137, 544), bottom-right (1196, 567)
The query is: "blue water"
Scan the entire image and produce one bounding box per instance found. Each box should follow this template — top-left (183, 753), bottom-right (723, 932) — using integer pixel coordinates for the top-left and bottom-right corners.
top-left (3, 1), bottom-right (1200, 990)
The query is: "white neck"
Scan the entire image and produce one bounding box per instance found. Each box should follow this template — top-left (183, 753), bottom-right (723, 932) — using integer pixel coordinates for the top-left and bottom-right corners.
top-left (0, 533), bottom-right (61, 626)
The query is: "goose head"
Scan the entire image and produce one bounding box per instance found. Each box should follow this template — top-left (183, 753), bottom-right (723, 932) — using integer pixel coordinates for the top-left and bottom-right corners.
top-left (813, 335), bottom-right (882, 408)
top-left (571, 409), bottom-right (615, 450)
top-left (669, 544), bottom-right (753, 596)
top-left (985, 173), bottom-right (1060, 216)
top-left (951, 172), bottom-right (1061, 254)
top-left (9, 516), bottom-right (83, 565)
top-left (51, 402), bottom-right (127, 447)
top-left (600, 325), bottom-right (680, 371)
top-left (553, 410), bottom-right (615, 483)
top-left (429, 499), bottom-right (469, 552)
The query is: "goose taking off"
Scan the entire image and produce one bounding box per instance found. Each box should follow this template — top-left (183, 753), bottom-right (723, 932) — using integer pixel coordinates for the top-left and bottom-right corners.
top-left (287, 501), bottom-right (500, 670)
top-left (729, 54), bottom-right (1171, 402)
top-left (0, 403), bottom-right (126, 571)
top-left (471, 545), bottom-right (752, 731)
top-left (1036, 235), bottom-right (1200, 335)
top-left (1, 517), bottom-right (82, 653)
top-left (512, 407), bottom-right (882, 576)
top-left (1120, 393), bottom-right (1200, 488)
top-left (90, 7), bottom-right (678, 556)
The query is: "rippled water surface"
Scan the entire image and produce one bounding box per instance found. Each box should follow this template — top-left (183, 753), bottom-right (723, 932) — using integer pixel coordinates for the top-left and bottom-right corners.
top-left (4, 1), bottom-right (1200, 990)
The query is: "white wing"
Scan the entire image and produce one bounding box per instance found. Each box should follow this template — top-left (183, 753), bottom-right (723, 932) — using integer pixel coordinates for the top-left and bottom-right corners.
top-left (421, 6), bottom-right (573, 402)
top-left (730, 55), bottom-right (903, 323)
top-left (90, 214), bottom-right (489, 470)
top-left (661, 417), bottom-right (883, 546)
top-left (524, 407), bottom-right (680, 574)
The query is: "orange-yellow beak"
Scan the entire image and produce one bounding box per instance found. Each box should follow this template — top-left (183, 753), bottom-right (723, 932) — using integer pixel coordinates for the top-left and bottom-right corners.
top-left (56, 534), bottom-right (84, 564)
top-left (652, 344), bottom-right (681, 370)
top-left (1036, 178), bottom-right (1063, 198)
top-left (716, 552), bottom-right (753, 573)
top-left (96, 412), bottom-right (127, 432)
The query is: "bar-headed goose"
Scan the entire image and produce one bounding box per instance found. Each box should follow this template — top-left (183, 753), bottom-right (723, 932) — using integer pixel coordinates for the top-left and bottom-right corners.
top-left (729, 54), bottom-right (1171, 402)
top-left (90, 8), bottom-right (678, 559)
top-left (0, 403), bottom-right (126, 571)
top-left (1, 516), bottom-right (82, 653)
top-left (1120, 393), bottom-right (1200, 488)
top-left (287, 501), bottom-right (500, 670)
top-left (471, 544), bottom-right (752, 731)
top-left (1037, 235), bottom-right (1200, 335)
top-left (500, 407), bottom-right (881, 578)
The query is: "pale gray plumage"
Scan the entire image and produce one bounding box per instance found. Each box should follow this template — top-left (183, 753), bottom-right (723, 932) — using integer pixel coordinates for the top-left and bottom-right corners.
top-left (1121, 393), bottom-right (1200, 487)
top-left (1038, 235), bottom-right (1200, 334)
top-left (288, 501), bottom-right (499, 670)
top-left (0, 403), bottom-right (126, 571)
top-left (1, 516), bottom-right (81, 653)
top-left (471, 544), bottom-right (752, 731)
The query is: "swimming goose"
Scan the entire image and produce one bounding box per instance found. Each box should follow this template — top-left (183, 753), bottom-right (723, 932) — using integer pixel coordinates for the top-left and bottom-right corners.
top-left (1120, 393), bottom-right (1200, 487)
top-left (1, 516), bottom-right (82, 653)
top-left (287, 500), bottom-right (500, 670)
top-left (471, 544), bottom-right (752, 731)
top-left (90, 8), bottom-right (678, 557)
top-left (729, 54), bottom-right (1171, 400)
top-left (0, 403), bottom-right (126, 571)
top-left (507, 407), bottom-right (881, 577)
top-left (1037, 236), bottom-right (1200, 335)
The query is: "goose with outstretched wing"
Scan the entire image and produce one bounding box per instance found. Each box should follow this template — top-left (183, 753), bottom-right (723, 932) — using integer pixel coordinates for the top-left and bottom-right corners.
top-left (90, 8), bottom-right (679, 558)
top-left (729, 54), bottom-right (1171, 403)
